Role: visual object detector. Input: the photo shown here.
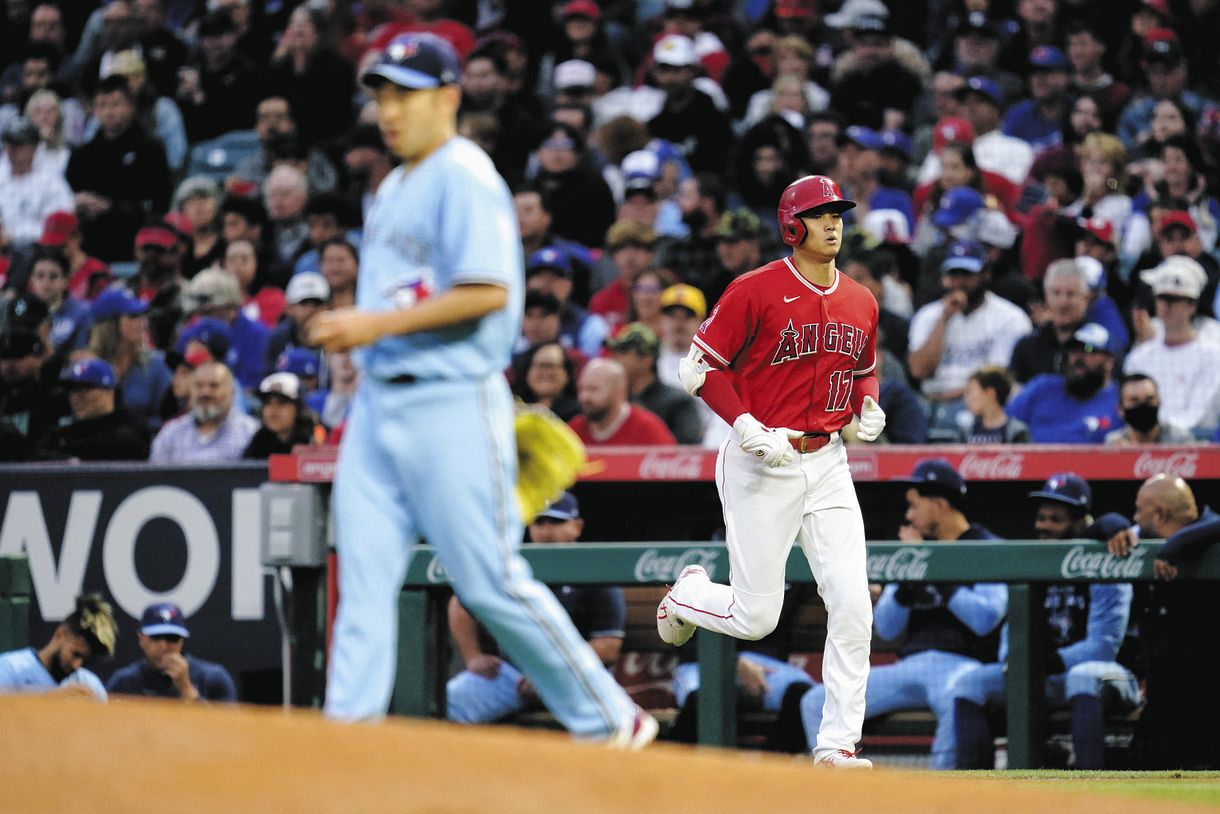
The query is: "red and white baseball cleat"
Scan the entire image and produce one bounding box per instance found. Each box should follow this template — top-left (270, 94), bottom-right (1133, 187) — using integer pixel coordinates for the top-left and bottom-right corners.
top-left (607, 706), bottom-right (660, 750)
top-left (815, 749), bottom-right (874, 769)
top-left (656, 565), bottom-right (705, 646)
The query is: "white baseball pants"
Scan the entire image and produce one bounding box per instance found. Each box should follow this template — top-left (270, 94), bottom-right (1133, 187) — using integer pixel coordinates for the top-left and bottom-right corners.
top-left (666, 432), bottom-right (872, 756)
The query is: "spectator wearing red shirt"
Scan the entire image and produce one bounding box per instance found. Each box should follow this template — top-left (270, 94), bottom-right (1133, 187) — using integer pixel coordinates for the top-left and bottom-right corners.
top-left (569, 358), bottom-right (676, 446)
top-left (37, 211), bottom-right (111, 301)
top-left (589, 220), bottom-right (658, 335)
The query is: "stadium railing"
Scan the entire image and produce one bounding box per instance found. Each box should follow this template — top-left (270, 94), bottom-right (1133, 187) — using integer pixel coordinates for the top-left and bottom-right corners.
top-left (393, 539), bottom-right (1220, 769)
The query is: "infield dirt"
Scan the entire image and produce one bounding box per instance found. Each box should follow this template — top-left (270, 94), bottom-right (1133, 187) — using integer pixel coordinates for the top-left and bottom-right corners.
top-left (0, 695), bottom-right (1213, 813)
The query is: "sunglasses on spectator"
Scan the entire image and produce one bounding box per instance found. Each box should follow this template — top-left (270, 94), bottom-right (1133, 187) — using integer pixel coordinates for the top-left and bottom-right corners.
top-left (1155, 294), bottom-right (1193, 305)
top-left (541, 137), bottom-right (576, 150)
top-left (149, 634), bottom-right (183, 643)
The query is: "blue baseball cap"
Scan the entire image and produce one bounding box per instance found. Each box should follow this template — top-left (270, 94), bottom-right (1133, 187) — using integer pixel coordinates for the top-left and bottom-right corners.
top-left (901, 458), bottom-right (967, 497)
top-left (276, 348), bottom-right (320, 378)
top-left (878, 129), bottom-right (912, 158)
top-left (959, 75), bottom-right (1002, 106)
top-left (362, 33), bottom-right (460, 90)
top-left (940, 239), bottom-right (987, 274)
top-left (1065, 322), bottom-right (1114, 355)
top-left (1029, 45), bottom-right (1069, 71)
top-left (1029, 472), bottom-right (1092, 511)
top-left (175, 317), bottom-right (232, 362)
top-left (843, 125), bottom-right (886, 151)
top-left (60, 358), bottom-right (116, 389)
top-left (536, 492), bottom-right (581, 522)
top-left (526, 246), bottom-right (574, 280)
top-left (931, 186), bottom-right (985, 228)
top-left (90, 288), bottom-right (149, 321)
top-left (140, 602), bottom-right (190, 638)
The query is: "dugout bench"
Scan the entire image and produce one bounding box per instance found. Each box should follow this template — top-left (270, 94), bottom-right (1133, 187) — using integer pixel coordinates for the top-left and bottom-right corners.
top-left (266, 443), bottom-right (1220, 769)
top-left (390, 539), bottom-right (1220, 770)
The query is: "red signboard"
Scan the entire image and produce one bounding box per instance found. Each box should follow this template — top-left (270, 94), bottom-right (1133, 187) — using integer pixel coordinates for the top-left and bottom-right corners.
top-left (270, 444), bottom-right (1218, 484)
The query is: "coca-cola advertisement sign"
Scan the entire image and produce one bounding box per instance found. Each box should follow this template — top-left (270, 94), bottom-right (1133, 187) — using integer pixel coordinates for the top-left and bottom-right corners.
top-left (959, 453), bottom-right (1025, 480)
top-left (847, 452), bottom-right (879, 481)
top-left (1133, 451), bottom-right (1199, 480)
top-left (1059, 545), bottom-right (1147, 580)
top-left (867, 547), bottom-right (932, 582)
top-left (633, 548), bottom-right (721, 582)
top-left (638, 451), bottom-right (706, 480)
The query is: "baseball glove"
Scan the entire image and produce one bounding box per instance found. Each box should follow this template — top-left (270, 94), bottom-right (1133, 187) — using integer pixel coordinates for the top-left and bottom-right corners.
top-left (515, 402), bottom-right (588, 523)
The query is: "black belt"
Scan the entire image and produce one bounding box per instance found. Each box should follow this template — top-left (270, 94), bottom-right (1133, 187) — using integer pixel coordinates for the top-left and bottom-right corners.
top-left (386, 373), bottom-right (417, 385)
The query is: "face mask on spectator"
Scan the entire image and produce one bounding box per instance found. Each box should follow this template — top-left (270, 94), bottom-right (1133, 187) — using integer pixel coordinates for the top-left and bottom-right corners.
top-left (1122, 401), bottom-right (1159, 433)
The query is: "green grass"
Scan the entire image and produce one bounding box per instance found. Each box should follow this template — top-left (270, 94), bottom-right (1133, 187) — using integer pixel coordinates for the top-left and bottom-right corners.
top-left (957, 771), bottom-right (1220, 807)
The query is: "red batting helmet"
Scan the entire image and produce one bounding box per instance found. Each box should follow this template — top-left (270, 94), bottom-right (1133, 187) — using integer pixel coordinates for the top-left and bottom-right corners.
top-left (777, 175), bottom-right (856, 246)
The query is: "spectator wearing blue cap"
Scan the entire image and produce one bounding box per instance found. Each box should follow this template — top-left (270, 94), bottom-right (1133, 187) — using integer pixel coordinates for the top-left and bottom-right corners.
top-left (184, 268), bottom-right (269, 392)
top-left (950, 76), bottom-right (1035, 186)
top-left (802, 458), bottom-right (1006, 770)
top-left (275, 347), bottom-right (324, 414)
top-left (106, 602), bottom-right (237, 703)
top-left (1002, 47), bottom-right (1073, 151)
top-left (837, 125), bottom-right (915, 232)
top-left (876, 128), bottom-right (914, 190)
top-left (85, 288), bottom-right (173, 436)
top-left (33, 358), bottom-right (148, 460)
top-left (935, 12), bottom-right (1023, 110)
top-left (1005, 322), bottom-right (1123, 443)
top-left (909, 239), bottom-right (1032, 435)
top-left (953, 473), bottom-right (1139, 769)
top-left (446, 491), bottom-right (628, 725)
top-left (530, 244), bottom-right (611, 358)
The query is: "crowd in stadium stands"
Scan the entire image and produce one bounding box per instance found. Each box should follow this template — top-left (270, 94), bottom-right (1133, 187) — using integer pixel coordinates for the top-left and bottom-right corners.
top-left (2, 0), bottom-right (1219, 461)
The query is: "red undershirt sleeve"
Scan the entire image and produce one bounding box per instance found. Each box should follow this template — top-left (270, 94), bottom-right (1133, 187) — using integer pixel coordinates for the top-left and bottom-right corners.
top-left (699, 368), bottom-right (749, 427)
top-left (849, 372), bottom-right (880, 416)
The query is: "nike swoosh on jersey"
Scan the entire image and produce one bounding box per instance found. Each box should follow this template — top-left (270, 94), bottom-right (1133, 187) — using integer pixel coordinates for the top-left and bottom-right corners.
top-left (783, 295), bottom-right (800, 303)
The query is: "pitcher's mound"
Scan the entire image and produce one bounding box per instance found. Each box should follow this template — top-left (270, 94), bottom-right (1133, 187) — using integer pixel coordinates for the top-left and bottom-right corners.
top-left (0, 696), bottom-right (1205, 813)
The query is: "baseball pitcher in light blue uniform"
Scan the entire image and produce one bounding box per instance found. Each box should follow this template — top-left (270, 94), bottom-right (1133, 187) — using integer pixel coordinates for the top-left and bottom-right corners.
top-left (310, 33), bottom-right (652, 746)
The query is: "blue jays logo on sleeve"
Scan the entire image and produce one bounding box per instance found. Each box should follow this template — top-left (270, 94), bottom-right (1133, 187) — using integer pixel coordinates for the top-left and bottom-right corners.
top-left (384, 269), bottom-right (436, 309)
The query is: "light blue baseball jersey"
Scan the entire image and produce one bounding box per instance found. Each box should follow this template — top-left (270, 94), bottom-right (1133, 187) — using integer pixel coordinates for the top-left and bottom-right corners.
top-left (356, 135), bottom-right (523, 381)
top-left (0, 647), bottom-right (108, 700)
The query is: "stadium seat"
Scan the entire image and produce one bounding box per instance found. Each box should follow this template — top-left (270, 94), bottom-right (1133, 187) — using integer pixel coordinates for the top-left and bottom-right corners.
top-left (186, 130), bottom-right (261, 184)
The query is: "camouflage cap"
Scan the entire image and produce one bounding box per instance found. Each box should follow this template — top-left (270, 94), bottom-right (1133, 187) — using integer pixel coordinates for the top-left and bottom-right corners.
top-left (605, 322), bottom-right (660, 356)
top-left (715, 209), bottom-right (763, 241)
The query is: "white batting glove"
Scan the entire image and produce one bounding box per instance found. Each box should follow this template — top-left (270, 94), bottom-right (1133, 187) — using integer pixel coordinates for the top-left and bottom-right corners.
top-left (855, 396), bottom-right (886, 443)
top-left (734, 413), bottom-right (802, 468)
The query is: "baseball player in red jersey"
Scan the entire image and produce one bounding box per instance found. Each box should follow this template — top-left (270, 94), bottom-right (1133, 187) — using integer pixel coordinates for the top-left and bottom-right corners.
top-left (657, 175), bottom-right (886, 769)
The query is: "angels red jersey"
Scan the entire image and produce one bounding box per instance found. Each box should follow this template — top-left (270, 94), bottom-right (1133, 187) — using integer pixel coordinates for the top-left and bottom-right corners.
top-left (692, 257), bottom-right (879, 433)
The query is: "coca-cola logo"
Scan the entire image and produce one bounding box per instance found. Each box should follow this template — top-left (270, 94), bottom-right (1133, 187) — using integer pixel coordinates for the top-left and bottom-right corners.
top-left (867, 547), bottom-right (932, 582)
top-left (633, 548), bottom-right (720, 582)
top-left (426, 556), bottom-right (450, 584)
top-left (959, 453), bottom-right (1024, 480)
top-left (847, 452), bottom-right (878, 481)
top-left (638, 452), bottom-right (706, 480)
top-left (1060, 545), bottom-right (1147, 580)
top-left (1133, 451), bottom-right (1198, 479)
top-left (300, 460), bottom-right (336, 481)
